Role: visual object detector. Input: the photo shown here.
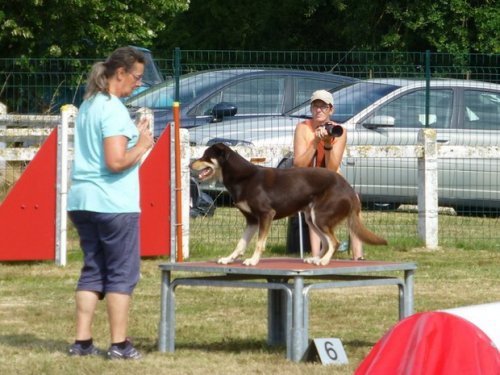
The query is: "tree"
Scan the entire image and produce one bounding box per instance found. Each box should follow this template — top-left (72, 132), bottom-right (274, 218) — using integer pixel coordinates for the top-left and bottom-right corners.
top-left (1, 0), bottom-right (497, 57)
top-left (155, 0), bottom-right (499, 54)
top-left (380, 0), bottom-right (500, 53)
top-left (155, 0), bottom-right (348, 51)
top-left (0, 0), bottom-right (189, 58)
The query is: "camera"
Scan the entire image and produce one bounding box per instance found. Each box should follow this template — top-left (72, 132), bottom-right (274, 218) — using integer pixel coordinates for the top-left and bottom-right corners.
top-left (323, 122), bottom-right (343, 137)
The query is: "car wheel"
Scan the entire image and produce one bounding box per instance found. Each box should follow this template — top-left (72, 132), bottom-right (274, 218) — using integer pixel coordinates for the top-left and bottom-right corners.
top-left (277, 157), bottom-right (294, 169)
top-left (363, 202), bottom-right (400, 211)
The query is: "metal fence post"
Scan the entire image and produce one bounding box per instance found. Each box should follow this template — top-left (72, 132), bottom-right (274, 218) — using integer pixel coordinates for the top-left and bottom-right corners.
top-left (417, 128), bottom-right (439, 248)
top-left (425, 50), bottom-right (431, 127)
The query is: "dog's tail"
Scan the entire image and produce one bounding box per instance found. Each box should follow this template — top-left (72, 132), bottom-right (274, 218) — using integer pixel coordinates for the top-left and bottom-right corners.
top-left (348, 211), bottom-right (388, 245)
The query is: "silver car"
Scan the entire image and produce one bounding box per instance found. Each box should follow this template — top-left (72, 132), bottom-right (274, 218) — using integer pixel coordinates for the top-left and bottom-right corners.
top-left (190, 79), bottom-right (500, 214)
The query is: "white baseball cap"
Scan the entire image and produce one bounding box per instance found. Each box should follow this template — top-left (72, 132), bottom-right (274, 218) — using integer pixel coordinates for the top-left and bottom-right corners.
top-left (310, 90), bottom-right (334, 106)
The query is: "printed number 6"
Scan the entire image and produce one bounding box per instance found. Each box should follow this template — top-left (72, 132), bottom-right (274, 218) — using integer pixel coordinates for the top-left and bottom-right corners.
top-left (324, 341), bottom-right (338, 360)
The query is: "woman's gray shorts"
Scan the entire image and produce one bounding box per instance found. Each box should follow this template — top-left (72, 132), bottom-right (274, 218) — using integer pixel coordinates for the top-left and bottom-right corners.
top-left (69, 211), bottom-right (141, 298)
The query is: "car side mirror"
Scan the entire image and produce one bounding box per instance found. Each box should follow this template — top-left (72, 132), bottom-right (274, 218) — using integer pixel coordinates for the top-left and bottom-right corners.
top-left (362, 115), bottom-right (395, 129)
top-left (211, 102), bottom-right (237, 123)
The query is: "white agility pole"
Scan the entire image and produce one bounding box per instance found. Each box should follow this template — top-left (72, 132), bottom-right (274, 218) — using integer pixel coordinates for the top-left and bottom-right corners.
top-left (55, 104), bottom-right (77, 266)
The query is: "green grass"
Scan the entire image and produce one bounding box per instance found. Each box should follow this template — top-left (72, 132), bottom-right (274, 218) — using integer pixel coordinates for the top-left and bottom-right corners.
top-left (0, 208), bottom-right (499, 374)
top-left (190, 207), bottom-right (499, 254)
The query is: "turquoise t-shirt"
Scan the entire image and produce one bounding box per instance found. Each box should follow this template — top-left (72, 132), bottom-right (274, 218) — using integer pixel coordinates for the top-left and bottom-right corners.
top-left (67, 92), bottom-right (140, 213)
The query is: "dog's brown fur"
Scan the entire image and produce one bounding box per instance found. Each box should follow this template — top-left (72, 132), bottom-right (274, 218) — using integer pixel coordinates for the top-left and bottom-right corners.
top-left (191, 143), bottom-right (387, 266)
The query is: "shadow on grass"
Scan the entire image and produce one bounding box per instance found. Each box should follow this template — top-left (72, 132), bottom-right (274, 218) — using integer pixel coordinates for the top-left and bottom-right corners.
top-left (0, 260), bottom-right (53, 266)
top-left (99, 336), bottom-right (278, 355)
top-left (173, 338), bottom-right (283, 354)
top-left (0, 333), bottom-right (70, 353)
top-left (147, 337), bottom-right (376, 355)
top-left (343, 338), bottom-right (377, 348)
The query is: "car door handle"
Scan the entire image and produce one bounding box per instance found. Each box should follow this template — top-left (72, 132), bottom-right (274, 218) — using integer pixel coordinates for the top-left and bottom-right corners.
top-left (437, 139), bottom-right (449, 144)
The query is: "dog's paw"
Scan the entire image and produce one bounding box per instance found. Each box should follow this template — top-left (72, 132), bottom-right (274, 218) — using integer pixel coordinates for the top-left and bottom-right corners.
top-left (217, 257), bottom-right (234, 265)
top-left (319, 258), bottom-right (331, 266)
top-left (304, 256), bottom-right (321, 265)
top-left (242, 258), bottom-right (259, 266)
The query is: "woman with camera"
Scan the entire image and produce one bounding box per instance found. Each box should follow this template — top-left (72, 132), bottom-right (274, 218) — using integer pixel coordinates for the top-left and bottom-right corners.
top-left (293, 89), bottom-right (364, 261)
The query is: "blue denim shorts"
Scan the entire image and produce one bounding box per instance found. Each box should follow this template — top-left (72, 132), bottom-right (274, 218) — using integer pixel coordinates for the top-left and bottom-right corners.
top-left (69, 211), bottom-right (141, 297)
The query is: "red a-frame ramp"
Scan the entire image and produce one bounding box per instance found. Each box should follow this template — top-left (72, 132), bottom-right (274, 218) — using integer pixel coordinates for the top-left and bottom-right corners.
top-left (0, 126), bottom-right (171, 261)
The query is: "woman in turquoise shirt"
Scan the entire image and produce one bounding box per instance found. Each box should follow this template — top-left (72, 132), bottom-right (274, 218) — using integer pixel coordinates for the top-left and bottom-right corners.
top-left (67, 46), bottom-right (154, 360)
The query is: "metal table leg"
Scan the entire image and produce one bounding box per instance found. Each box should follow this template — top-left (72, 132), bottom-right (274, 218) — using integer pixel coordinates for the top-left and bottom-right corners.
top-left (404, 269), bottom-right (415, 317)
top-left (291, 276), bottom-right (305, 362)
top-left (268, 288), bottom-right (286, 346)
top-left (158, 270), bottom-right (175, 352)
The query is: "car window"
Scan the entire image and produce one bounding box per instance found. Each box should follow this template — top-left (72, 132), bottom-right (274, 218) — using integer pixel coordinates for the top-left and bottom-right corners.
top-left (126, 71), bottom-right (245, 109)
top-left (287, 82), bottom-right (399, 122)
top-left (334, 83), bottom-right (399, 123)
top-left (366, 89), bottom-right (453, 128)
top-left (463, 90), bottom-right (500, 129)
top-left (195, 77), bottom-right (285, 116)
top-left (290, 77), bottom-right (346, 108)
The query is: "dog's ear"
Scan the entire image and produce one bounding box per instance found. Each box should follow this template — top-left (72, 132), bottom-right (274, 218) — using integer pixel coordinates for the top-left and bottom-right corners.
top-left (213, 143), bottom-right (230, 160)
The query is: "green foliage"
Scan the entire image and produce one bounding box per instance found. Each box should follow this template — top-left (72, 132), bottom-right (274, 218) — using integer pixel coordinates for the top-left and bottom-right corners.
top-left (156, 0), bottom-right (499, 54)
top-left (0, 0), bottom-right (498, 58)
top-left (0, 0), bottom-right (189, 58)
top-left (380, 0), bottom-right (499, 53)
top-left (472, 2), bottom-right (500, 53)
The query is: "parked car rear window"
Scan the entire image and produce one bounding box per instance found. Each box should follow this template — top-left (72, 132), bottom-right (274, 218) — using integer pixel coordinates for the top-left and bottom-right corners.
top-left (195, 77), bottom-right (285, 115)
top-left (126, 70), bottom-right (254, 109)
top-left (366, 89), bottom-right (453, 128)
top-left (333, 82), bottom-right (399, 123)
top-left (463, 90), bottom-right (500, 130)
top-left (286, 82), bottom-right (398, 122)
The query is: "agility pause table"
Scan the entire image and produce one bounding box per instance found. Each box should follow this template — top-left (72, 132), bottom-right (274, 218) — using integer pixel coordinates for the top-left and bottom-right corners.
top-left (158, 258), bottom-right (416, 362)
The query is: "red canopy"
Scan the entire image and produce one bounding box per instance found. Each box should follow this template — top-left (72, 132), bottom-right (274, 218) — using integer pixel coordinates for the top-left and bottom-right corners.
top-left (355, 311), bottom-right (500, 375)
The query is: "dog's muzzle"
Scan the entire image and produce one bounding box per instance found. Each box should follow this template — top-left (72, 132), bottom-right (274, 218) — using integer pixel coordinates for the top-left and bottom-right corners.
top-left (191, 160), bottom-right (215, 181)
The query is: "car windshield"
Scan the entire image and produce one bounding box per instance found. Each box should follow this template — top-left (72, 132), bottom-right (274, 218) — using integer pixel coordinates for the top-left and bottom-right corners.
top-left (125, 69), bottom-right (258, 109)
top-left (288, 82), bottom-right (400, 123)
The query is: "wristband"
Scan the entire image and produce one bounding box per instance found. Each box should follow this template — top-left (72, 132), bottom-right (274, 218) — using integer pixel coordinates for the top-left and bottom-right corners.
top-left (324, 145), bottom-right (333, 151)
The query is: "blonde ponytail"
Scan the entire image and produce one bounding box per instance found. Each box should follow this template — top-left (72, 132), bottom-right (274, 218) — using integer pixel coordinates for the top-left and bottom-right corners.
top-left (83, 46), bottom-right (146, 100)
top-left (84, 62), bottom-right (108, 99)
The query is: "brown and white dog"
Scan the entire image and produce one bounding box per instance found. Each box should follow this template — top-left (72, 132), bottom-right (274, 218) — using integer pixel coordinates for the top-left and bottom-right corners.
top-left (191, 143), bottom-right (387, 266)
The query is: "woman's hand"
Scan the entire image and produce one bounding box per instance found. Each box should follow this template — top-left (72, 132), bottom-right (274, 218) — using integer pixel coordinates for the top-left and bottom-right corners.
top-left (136, 117), bottom-right (154, 151)
top-left (314, 124), bottom-right (334, 145)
